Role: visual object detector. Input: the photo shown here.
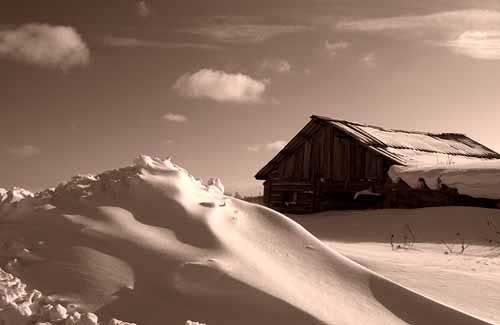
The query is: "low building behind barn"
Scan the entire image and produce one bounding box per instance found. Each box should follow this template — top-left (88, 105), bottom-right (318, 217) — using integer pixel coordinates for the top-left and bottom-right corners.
top-left (255, 115), bottom-right (500, 213)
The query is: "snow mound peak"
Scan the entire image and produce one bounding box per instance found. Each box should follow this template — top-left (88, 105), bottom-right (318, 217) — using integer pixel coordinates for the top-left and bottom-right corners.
top-left (133, 154), bottom-right (227, 206)
top-left (0, 187), bottom-right (34, 205)
top-left (0, 155), bottom-right (229, 221)
top-left (134, 154), bottom-right (178, 172)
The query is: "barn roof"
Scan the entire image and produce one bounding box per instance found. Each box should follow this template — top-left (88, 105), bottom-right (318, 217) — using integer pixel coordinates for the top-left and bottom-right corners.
top-left (255, 115), bottom-right (500, 180)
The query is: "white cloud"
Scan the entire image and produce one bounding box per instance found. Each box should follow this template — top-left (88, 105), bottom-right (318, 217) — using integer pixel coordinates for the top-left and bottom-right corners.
top-left (247, 145), bottom-right (261, 152)
top-left (0, 23), bottom-right (89, 70)
top-left (184, 23), bottom-right (311, 44)
top-left (324, 40), bottom-right (350, 57)
top-left (163, 113), bottom-right (188, 122)
top-left (101, 36), bottom-right (218, 50)
top-left (336, 10), bottom-right (500, 32)
top-left (361, 52), bottom-right (376, 68)
top-left (247, 140), bottom-right (287, 152)
top-left (173, 69), bottom-right (268, 103)
top-left (164, 139), bottom-right (174, 145)
top-left (336, 9), bottom-right (500, 60)
top-left (265, 140), bottom-right (287, 151)
top-left (7, 145), bottom-right (41, 159)
top-left (446, 30), bottom-right (500, 60)
top-left (137, 1), bottom-right (151, 17)
top-left (260, 59), bottom-right (291, 73)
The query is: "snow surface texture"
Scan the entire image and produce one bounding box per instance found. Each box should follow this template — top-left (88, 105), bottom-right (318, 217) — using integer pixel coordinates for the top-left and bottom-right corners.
top-left (0, 257), bottom-right (204, 325)
top-left (389, 160), bottom-right (500, 200)
top-left (295, 207), bottom-right (500, 324)
top-left (0, 267), bottom-right (134, 324)
top-left (0, 155), bottom-right (495, 324)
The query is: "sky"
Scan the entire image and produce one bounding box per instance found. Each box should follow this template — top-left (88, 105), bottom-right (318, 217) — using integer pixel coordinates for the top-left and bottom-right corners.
top-left (1, 0), bottom-right (500, 195)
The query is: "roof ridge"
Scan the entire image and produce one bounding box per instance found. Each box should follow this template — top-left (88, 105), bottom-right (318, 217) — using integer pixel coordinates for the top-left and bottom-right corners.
top-left (310, 115), bottom-right (466, 137)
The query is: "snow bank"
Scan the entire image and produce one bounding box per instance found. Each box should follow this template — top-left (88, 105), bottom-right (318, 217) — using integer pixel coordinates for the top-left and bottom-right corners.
top-left (388, 159), bottom-right (500, 200)
top-left (0, 155), bottom-right (492, 325)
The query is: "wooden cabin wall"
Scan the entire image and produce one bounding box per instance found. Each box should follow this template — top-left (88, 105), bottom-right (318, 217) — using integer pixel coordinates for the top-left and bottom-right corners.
top-left (332, 128), bottom-right (348, 181)
top-left (303, 141), bottom-right (311, 179)
top-left (267, 181), bottom-right (315, 213)
top-left (269, 125), bottom-right (373, 182)
top-left (264, 123), bottom-right (390, 213)
top-left (272, 140), bottom-right (306, 180)
top-left (263, 181), bottom-right (271, 206)
top-left (270, 125), bottom-right (360, 182)
top-left (268, 124), bottom-right (389, 184)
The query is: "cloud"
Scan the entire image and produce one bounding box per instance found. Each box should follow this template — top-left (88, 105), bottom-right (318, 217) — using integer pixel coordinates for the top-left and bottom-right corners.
top-left (247, 145), bottom-right (261, 152)
top-left (173, 69), bottom-right (268, 103)
top-left (164, 139), bottom-right (174, 145)
top-left (265, 140), bottom-right (287, 151)
top-left (101, 36), bottom-right (219, 50)
top-left (336, 9), bottom-right (500, 60)
top-left (446, 30), bottom-right (500, 60)
top-left (163, 113), bottom-right (188, 122)
top-left (361, 52), bottom-right (376, 68)
top-left (0, 23), bottom-right (89, 70)
top-left (247, 140), bottom-right (287, 152)
top-left (324, 40), bottom-right (350, 57)
top-left (184, 22), bottom-right (311, 44)
top-left (7, 145), bottom-right (41, 159)
top-left (260, 59), bottom-right (291, 73)
top-left (137, 1), bottom-right (151, 17)
top-left (336, 10), bottom-right (500, 32)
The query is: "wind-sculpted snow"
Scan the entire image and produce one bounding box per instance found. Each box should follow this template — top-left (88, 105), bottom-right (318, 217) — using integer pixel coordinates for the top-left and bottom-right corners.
top-left (0, 155), bottom-right (494, 324)
top-left (0, 156), bottom-right (226, 212)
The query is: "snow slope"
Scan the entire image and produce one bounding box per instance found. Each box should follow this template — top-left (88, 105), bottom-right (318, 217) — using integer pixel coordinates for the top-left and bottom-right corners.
top-left (389, 160), bottom-right (500, 200)
top-left (295, 207), bottom-right (500, 324)
top-left (0, 155), bottom-right (495, 324)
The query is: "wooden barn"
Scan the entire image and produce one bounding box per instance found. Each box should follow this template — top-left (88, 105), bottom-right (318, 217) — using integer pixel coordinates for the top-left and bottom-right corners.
top-left (255, 115), bottom-right (500, 213)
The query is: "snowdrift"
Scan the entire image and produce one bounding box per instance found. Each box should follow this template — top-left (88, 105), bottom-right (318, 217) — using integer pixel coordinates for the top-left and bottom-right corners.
top-left (389, 160), bottom-right (500, 200)
top-left (295, 206), bottom-right (500, 324)
top-left (0, 156), bottom-right (494, 324)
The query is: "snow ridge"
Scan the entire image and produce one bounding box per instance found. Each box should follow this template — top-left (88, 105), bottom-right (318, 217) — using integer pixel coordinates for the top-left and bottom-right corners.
top-left (0, 155), bottom-right (227, 218)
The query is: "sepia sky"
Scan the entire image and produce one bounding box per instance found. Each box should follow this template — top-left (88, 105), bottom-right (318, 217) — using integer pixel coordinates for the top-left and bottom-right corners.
top-left (1, 0), bottom-right (500, 195)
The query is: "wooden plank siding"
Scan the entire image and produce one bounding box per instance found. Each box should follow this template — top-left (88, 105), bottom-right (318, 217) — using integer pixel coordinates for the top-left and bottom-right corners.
top-left (303, 140), bottom-right (311, 179)
top-left (263, 124), bottom-right (388, 213)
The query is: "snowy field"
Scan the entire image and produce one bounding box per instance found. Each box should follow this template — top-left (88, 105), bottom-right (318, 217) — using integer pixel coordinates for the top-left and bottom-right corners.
top-left (295, 207), bottom-right (500, 324)
top-left (1, 156), bottom-right (499, 324)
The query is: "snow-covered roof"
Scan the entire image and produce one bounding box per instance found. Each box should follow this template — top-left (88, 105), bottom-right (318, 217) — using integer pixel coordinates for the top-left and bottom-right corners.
top-left (388, 160), bottom-right (500, 200)
top-left (314, 115), bottom-right (500, 166)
